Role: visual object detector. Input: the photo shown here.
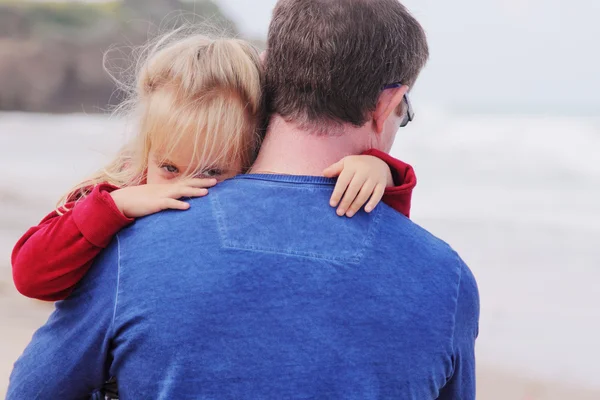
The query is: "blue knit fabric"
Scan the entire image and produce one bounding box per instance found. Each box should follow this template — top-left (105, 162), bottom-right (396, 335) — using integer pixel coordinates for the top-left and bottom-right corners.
top-left (8, 174), bottom-right (479, 400)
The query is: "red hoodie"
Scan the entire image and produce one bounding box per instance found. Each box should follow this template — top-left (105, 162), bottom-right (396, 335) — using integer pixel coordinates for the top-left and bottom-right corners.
top-left (11, 149), bottom-right (416, 301)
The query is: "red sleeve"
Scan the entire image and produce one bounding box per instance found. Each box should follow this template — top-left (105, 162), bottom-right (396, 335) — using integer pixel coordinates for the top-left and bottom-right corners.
top-left (362, 149), bottom-right (417, 218)
top-left (11, 184), bottom-right (133, 301)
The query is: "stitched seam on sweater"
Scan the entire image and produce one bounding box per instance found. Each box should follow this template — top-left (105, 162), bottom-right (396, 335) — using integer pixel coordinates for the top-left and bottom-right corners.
top-left (215, 211), bottom-right (382, 263)
top-left (447, 250), bottom-right (464, 381)
top-left (211, 191), bottom-right (228, 248)
top-left (110, 235), bottom-right (122, 338)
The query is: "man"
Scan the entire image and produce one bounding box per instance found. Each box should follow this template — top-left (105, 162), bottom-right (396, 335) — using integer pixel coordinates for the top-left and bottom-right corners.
top-left (8, 0), bottom-right (479, 399)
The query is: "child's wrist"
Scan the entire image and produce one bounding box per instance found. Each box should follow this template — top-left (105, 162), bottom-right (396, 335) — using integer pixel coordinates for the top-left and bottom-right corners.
top-left (385, 169), bottom-right (395, 187)
top-left (109, 189), bottom-right (127, 216)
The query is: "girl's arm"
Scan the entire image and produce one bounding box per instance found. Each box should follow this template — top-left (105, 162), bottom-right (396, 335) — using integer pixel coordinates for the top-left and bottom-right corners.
top-left (12, 178), bottom-right (216, 301)
top-left (11, 184), bottom-right (133, 301)
top-left (362, 148), bottom-right (416, 218)
top-left (323, 149), bottom-right (416, 218)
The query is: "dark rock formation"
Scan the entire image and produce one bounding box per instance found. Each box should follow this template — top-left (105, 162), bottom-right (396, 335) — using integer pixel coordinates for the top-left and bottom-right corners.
top-left (0, 1), bottom-right (248, 113)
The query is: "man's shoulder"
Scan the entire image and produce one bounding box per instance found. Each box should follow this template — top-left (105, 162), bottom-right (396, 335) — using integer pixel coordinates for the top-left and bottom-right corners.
top-left (377, 205), bottom-right (470, 280)
top-left (115, 196), bottom-right (216, 252)
top-left (378, 205), bottom-right (454, 253)
top-left (113, 178), bottom-right (269, 251)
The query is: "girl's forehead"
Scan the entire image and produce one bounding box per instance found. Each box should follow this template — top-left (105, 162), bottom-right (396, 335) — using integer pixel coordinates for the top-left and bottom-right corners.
top-left (152, 128), bottom-right (202, 156)
top-left (151, 132), bottom-right (238, 169)
top-left (151, 142), bottom-right (194, 166)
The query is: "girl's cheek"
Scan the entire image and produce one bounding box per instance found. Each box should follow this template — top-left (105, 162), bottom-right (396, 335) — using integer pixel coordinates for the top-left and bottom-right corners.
top-left (145, 170), bottom-right (158, 184)
top-left (148, 173), bottom-right (176, 185)
top-left (146, 164), bottom-right (165, 185)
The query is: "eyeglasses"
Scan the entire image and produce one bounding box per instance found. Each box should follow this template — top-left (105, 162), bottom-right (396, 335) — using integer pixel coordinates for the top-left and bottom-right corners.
top-left (383, 83), bottom-right (414, 127)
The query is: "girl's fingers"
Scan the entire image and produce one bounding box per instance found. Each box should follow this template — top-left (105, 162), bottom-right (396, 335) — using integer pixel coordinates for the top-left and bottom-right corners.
top-left (161, 198), bottom-right (190, 211)
top-left (346, 180), bottom-right (376, 217)
top-left (329, 169), bottom-right (355, 208)
top-left (174, 187), bottom-right (209, 199)
top-left (182, 178), bottom-right (218, 188)
top-left (323, 159), bottom-right (345, 178)
top-left (336, 174), bottom-right (365, 216)
top-left (364, 183), bottom-right (386, 213)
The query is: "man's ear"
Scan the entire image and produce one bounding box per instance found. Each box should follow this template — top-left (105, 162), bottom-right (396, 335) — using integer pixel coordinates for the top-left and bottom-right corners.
top-left (373, 85), bottom-right (409, 134)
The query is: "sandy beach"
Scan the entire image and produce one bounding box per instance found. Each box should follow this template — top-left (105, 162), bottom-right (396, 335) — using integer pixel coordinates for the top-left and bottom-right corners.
top-left (1, 112), bottom-right (599, 398)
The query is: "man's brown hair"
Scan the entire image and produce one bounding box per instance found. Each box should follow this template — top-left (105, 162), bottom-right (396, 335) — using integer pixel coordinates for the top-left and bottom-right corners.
top-left (265, 0), bottom-right (429, 132)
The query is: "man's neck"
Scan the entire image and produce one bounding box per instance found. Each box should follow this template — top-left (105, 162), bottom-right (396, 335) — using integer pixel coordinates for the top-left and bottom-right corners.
top-left (250, 115), bottom-right (370, 176)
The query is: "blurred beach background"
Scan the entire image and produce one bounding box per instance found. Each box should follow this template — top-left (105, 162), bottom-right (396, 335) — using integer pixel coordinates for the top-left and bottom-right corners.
top-left (0, 0), bottom-right (599, 399)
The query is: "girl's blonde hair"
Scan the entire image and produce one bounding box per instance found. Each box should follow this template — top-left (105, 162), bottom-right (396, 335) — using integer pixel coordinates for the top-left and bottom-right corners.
top-left (58, 29), bottom-right (263, 210)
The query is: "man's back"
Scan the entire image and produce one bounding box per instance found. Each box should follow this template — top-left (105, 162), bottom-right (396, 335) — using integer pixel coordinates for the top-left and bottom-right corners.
top-left (8, 175), bottom-right (479, 399)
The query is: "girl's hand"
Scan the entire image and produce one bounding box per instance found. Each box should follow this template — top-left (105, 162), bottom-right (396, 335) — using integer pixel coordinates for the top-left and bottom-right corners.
top-left (110, 178), bottom-right (217, 218)
top-left (323, 155), bottom-right (393, 217)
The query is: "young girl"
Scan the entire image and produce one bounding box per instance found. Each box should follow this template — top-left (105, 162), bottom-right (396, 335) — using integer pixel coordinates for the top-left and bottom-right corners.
top-left (11, 32), bottom-right (416, 302)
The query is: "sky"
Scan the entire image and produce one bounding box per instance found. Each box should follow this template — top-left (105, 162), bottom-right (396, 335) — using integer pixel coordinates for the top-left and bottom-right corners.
top-left (216, 0), bottom-right (600, 115)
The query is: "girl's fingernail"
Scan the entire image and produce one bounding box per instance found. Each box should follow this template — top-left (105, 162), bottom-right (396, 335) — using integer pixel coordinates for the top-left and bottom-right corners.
top-left (337, 209), bottom-right (345, 216)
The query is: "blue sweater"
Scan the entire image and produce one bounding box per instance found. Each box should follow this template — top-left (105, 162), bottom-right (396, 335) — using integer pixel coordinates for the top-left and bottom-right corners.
top-left (8, 175), bottom-right (479, 400)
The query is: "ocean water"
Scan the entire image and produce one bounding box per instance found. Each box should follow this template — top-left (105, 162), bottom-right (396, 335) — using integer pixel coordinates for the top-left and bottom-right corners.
top-left (0, 111), bottom-right (599, 389)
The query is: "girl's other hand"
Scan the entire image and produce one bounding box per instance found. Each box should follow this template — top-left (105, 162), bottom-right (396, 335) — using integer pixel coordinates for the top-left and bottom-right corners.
top-left (110, 178), bottom-right (217, 218)
top-left (323, 155), bottom-right (393, 218)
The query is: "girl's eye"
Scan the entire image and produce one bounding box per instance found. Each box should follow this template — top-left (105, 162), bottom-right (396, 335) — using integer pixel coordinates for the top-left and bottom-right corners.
top-left (161, 164), bottom-right (179, 174)
top-left (203, 168), bottom-right (223, 177)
